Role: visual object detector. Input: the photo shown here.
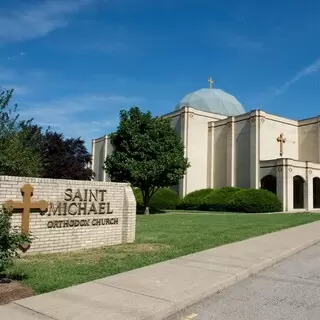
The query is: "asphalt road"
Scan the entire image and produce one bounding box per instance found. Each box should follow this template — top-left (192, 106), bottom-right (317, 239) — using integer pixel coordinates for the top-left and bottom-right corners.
top-left (168, 242), bottom-right (320, 320)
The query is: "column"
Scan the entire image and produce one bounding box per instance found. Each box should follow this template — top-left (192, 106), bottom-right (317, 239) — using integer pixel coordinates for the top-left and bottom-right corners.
top-left (306, 162), bottom-right (313, 211)
top-left (226, 117), bottom-right (235, 186)
top-left (276, 158), bottom-right (287, 211)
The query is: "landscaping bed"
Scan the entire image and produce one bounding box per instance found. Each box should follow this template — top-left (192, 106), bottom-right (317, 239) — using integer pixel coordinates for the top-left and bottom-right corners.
top-left (5, 213), bottom-right (320, 296)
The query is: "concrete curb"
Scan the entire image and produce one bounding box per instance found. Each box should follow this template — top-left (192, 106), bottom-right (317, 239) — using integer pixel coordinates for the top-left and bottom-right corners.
top-left (150, 237), bottom-right (320, 320)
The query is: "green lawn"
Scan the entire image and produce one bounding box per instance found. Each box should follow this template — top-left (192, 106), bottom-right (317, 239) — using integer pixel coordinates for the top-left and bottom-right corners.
top-left (9, 213), bottom-right (320, 294)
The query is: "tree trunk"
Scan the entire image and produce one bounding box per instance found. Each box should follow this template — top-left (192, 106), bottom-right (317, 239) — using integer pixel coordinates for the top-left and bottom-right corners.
top-left (142, 189), bottom-right (150, 215)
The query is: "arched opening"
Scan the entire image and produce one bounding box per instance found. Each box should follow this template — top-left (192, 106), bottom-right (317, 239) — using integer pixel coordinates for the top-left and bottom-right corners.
top-left (313, 177), bottom-right (320, 208)
top-left (261, 175), bottom-right (277, 195)
top-left (293, 175), bottom-right (305, 209)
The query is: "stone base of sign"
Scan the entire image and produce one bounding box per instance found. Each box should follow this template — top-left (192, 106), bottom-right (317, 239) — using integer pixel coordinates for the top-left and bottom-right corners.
top-left (0, 175), bottom-right (136, 254)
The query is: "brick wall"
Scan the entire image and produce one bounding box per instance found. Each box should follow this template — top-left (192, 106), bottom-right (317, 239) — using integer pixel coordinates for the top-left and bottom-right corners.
top-left (0, 176), bottom-right (136, 254)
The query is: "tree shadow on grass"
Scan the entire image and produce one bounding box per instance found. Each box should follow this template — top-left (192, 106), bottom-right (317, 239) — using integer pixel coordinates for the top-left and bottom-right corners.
top-left (0, 270), bottom-right (28, 282)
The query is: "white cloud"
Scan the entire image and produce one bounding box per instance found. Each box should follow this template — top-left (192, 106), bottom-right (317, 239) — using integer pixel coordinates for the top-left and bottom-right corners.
top-left (17, 93), bottom-right (145, 146)
top-left (254, 56), bottom-right (320, 107)
top-left (1, 84), bottom-right (30, 95)
top-left (225, 34), bottom-right (264, 51)
top-left (274, 57), bottom-right (320, 96)
top-left (0, 0), bottom-right (98, 42)
top-left (214, 32), bottom-right (264, 51)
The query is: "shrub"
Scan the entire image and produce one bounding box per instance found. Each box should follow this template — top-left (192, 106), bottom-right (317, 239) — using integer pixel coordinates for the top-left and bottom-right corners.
top-left (0, 207), bottom-right (33, 275)
top-left (229, 189), bottom-right (282, 213)
top-left (200, 187), bottom-right (241, 211)
top-left (178, 188), bottom-right (214, 210)
top-left (132, 187), bottom-right (180, 212)
top-left (149, 188), bottom-right (180, 210)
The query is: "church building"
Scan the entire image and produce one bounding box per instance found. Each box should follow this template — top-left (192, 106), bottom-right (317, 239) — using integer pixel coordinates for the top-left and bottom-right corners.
top-left (92, 79), bottom-right (320, 212)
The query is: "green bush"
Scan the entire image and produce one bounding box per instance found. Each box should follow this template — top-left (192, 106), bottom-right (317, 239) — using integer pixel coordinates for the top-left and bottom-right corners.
top-left (178, 188), bottom-right (214, 210)
top-left (132, 187), bottom-right (180, 212)
top-left (0, 207), bottom-right (33, 274)
top-left (229, 189), bottom-right (282, 213)
top-left (200, 187), bottom-right (241, 211)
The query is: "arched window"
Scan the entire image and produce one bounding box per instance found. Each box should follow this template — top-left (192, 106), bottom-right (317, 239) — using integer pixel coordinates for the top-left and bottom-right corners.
top-left (261, 175), bottom-right (277, 195)
top-left (313, 177), bottom-right (320, 209)
top-left (293, 175), bottom-right (305, 209)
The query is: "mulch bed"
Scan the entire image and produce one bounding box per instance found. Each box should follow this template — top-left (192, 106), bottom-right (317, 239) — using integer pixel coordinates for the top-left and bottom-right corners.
top-left (0, 281), bottom-right (34, 305)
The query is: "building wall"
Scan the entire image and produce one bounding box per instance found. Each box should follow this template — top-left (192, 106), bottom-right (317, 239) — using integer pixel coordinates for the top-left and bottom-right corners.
top-left (212, 121), bottom-right (228, 187)
top-left (167, 107), bottom-right (225, 196)
top-left (92, 137), bottom-right (105, 181)
top-left (0, 175), bottom-right (136, 254)
top-left (259, 112), bottom-right (298, 161)
top-left (166, 111), bottom-right (184, 195)
top-left (298, 118), bottom-right (320, 163)
top-left (260, 159), bottom-right (320, 212)
top-left (234, 117), bottom-right (251, 188)
top-left (92, 136), bottom-right (113, 182)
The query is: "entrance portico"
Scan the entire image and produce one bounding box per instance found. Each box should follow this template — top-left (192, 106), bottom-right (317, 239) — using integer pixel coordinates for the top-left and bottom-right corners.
top-left (260, 158), bottom-right (320, 212)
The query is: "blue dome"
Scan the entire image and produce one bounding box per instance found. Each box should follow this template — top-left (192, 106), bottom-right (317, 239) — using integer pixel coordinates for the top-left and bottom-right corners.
top-left (175, 88), bottom-right (245, 116)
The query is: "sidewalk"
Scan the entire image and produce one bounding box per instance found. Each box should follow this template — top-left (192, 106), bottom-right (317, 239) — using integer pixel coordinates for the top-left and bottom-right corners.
top-left (1, 221), bottom-right (320, 320)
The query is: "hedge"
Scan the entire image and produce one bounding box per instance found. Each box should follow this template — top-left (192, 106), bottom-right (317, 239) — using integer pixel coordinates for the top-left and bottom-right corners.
top-left (200, 187), bottom-right (241, 211)
top-left (179, 187), bottom-right (282, 213)
top-left (229, 188), bottom-right (282, 213)
top-left (133, 187), bottom-right (180, 212)
top-left (133, 186), bottom-right (282, 214)
top-left (178, 188), bottom-right (214, 210)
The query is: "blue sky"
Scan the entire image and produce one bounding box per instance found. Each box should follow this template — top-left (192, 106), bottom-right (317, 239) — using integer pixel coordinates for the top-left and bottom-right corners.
top-left (1, 0), bottom-right (320, 148)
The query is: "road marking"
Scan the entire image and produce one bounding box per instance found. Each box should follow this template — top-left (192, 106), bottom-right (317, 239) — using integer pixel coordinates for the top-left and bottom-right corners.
top-left (182, 313), bottom-right (198, 320)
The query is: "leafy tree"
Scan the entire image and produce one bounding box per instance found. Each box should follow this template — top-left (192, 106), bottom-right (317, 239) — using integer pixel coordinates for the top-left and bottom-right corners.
top-left (104, 107), bottom-right (190, 214)
top-left (40, 130), bottom-right (94, 180)
top-left (0, 89), bottom-right (43, 177)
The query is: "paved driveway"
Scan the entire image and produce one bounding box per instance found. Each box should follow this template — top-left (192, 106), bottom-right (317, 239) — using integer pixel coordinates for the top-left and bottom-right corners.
top-left (168, 242), bottom-right (320, 320)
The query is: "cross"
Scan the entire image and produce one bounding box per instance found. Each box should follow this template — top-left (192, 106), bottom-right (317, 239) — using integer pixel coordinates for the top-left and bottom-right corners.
top-left (208, 77), bottom-right (214, 89)
top-left (4, 184), bottom-right (48, 234)
top-left (277, 133), bottom-right (286, 156)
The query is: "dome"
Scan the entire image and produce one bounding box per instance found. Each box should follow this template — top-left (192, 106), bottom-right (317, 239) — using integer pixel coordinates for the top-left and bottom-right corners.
top-left (175, 88), bottom-right (245, 116)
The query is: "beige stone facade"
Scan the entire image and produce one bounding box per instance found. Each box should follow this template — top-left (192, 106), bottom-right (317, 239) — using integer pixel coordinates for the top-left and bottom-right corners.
top-left (0, 175), bottom-right (136, 253)
top-left (92, 87), bottom-right (320, 212)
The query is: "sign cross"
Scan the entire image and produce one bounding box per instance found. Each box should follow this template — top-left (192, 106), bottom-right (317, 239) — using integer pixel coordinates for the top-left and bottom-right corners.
top-left (4, 184), bottom-right (48, 234)
top-left (277, 133), bottom-right (286, 157)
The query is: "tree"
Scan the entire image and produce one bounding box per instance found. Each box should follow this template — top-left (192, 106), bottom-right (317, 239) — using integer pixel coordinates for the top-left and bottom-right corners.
top-left (0, 89), bottom-right (43, 177)
top-left (39, 130), bottom-right (94, 180)
top-left (104, 107), bottom-right (190, 214)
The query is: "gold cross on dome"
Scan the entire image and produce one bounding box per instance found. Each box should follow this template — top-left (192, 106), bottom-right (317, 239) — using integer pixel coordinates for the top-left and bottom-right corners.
top-left (208, 77), bottom-right (214, 89)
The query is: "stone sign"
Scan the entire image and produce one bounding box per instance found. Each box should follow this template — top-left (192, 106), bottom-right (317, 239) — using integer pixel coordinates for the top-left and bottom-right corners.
top-left (0, 176), bottom-right (136, 254)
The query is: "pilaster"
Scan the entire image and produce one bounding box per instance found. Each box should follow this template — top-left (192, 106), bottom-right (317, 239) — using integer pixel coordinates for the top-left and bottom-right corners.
top-left (226, 117), bottom-right (235, 186)
top-left (276, 158), bottom-right (287, 211)
top-left (306, 162), bottom-right (313, 211)
top-left (207, 123), bottom-right (215, 188)
top-left (103, 135), bottom-right (108, 182)
top-left (250, 110), bottom-right (260, 189)
top-left (91, 139), bottom-right (96, 181)
top-left (180, 108), bottom-right (188, 197)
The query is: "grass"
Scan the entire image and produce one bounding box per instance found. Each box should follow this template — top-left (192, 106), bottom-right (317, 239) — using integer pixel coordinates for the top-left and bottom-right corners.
top-left (8, 212), bottom-right (320, 294)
